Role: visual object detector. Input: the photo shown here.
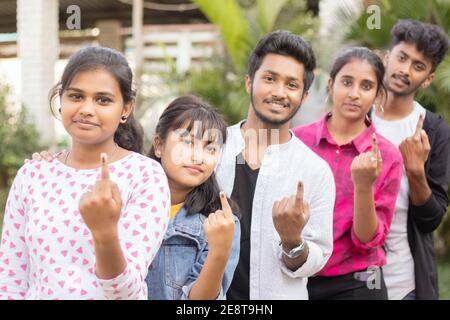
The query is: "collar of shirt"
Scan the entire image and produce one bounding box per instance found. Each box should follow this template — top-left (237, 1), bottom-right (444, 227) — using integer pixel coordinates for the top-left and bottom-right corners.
top-left (314, 112), bottom-right (375, 154)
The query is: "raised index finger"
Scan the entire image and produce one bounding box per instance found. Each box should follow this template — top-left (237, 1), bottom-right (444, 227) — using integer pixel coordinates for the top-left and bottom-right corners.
top-left (414, 114), bottom-right (424, 138)
top-left (294, 181), bottom-right (304, 208)
top-left (219, 192), bottom-right (233, 218)
top-left (100, 153), bottom-right (110, 180)
top-left (371, 133), bottom-right (379, 156)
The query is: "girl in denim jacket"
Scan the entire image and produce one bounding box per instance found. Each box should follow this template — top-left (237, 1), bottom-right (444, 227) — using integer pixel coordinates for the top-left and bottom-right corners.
top-left (146, 95), bottom-right (240, 300)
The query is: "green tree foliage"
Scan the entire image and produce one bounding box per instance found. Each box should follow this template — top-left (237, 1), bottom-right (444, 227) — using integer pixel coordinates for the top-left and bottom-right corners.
top-left (0, 80), bottom-right (44, 233)
top-left (343, 0), bottom-right (450, 121)
top-left (173, 0), bottom-right (319, 124)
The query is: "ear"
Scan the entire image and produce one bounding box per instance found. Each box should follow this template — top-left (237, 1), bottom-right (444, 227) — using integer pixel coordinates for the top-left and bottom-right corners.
top-left (121, 102), bottom-right (134, 122)
top-left (152, 135), bottom-right (163, 157)
top-left (421, 72), bottom-right (435, 89)
top-left (301, 90), bottom-right (309, 103)
top-left (327, 78), bottom-right (334, 98)
top-left (245, 75), bottom-right (252, 94)
top-left (383, 51), bottom-right (390, 67)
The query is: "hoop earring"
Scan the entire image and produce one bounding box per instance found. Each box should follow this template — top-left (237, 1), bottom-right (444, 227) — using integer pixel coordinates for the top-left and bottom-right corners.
top-left (121, 116), bottom-right (127, 123)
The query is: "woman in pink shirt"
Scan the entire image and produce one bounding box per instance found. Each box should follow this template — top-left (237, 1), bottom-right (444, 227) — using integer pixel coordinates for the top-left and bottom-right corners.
top-left (293, 47), bottom-right (403, 299)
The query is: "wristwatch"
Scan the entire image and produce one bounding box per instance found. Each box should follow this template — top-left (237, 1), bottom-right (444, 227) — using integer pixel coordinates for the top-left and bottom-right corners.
top-left (279, 240), bottom-right (305, 259)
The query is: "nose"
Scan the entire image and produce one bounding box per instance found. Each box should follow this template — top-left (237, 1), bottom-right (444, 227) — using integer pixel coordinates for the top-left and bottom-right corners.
top-left (78, 99), bottom-right (95, 117)
top-left (397, 62), bottom-right (411, 79)
top-left (271, 81), bottom-right (287, 99)
top-left (191, 142), bottom-right (204, 165)
top-left (347, 85), bottom-right (360, 100)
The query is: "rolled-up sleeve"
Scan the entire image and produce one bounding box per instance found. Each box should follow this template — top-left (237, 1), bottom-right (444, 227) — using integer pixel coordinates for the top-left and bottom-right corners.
top-left (350, 156), bottom-right (403, 251)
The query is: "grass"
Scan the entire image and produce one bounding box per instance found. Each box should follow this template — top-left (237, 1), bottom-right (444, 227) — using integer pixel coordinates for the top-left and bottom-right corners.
top-left (438, 258), bottom-right (450, 300)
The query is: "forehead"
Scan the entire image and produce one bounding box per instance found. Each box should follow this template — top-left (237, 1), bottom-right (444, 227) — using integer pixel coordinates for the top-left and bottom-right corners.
top-left (390, 42), bottom-right (433, 67)
top-left (175, 121), bottom-right (223, 143)
top-left (257, 53), bottom-right (305, 80)
top-left (67, 69), bottom-right (121, 93)
top-left (336, 59), bottom-right (378, 82)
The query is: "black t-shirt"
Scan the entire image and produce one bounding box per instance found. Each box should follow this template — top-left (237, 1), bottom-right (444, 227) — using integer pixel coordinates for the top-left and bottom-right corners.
top-left (226, 152), bottom-right (259, 300)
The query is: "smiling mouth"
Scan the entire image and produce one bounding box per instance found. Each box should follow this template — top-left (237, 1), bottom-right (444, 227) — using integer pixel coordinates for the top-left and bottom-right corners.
top-left (266, 101), bottom-right (289, 109)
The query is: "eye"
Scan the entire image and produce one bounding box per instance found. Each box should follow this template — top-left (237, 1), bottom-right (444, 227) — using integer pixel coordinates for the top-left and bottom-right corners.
top-left (206, 144), bottom-right (217, 154)
top-left (182, 138), bottom-right (192, 145)
top-left (362, 83), bottom-right (373, 91)
top-left (398, 55), bottom-right (406, 62)
top-left (414, 64), bottom-right (425, 71)
top-left (96, 96), bottom-right (112, 105)
top-left (264, 75), bottom-right (274, 82)
top-left (68, 93), bottom-right (82, 101)
top-left (342, 79), bottom-right (352, 86)
top-left (288, 82), bottom-right (299, 89)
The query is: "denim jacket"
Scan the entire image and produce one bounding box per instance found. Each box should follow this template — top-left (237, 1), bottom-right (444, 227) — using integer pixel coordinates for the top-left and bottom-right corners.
top-left (146, 206), bottom-right (241, 300)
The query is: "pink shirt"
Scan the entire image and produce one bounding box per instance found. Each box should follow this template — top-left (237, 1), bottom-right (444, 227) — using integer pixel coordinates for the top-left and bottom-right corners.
top-left (293, 113), bottom-right (403, 276)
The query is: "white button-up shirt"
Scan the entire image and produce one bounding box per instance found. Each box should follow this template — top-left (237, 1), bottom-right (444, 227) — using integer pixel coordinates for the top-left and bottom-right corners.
top-left (215, 121), bottom-right (335, 299)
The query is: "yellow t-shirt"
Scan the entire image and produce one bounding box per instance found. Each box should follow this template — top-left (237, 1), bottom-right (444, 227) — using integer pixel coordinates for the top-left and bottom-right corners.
top-left (170, 203), bottom-right (184, 219)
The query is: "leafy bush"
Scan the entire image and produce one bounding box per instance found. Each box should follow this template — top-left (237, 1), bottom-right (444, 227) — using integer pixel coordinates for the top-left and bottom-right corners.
top-left (0, 81), bottom-right (44, 233)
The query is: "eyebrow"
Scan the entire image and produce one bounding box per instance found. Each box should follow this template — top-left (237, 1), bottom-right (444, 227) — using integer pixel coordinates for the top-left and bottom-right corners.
top-left (262, 69), bottom-right (300, 82)
top-left (65, 87), bottom-right (116, 97)
top-left (340, 75), bottom-right (375, 84)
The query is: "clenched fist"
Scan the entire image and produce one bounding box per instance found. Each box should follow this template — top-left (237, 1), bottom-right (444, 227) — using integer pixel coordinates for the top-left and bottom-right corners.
top-left (272, 181), bottom-right (310, 248)
top-left (79, 153), bottom-right (122, 240)
top-left (351, 133), bottom-right (382, 189)
top-left (204, 192), bottom-right (235, 259)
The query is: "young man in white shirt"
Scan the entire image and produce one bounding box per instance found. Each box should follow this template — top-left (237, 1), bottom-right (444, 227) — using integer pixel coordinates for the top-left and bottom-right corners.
top-left (371, 19), bottom-right (450, 300)
top-left (216, 31), bottom-right (335, 300)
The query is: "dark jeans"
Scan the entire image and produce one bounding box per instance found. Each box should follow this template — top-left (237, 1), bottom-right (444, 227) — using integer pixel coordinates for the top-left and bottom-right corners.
top-left (307, 267), bottom-right (388, 300)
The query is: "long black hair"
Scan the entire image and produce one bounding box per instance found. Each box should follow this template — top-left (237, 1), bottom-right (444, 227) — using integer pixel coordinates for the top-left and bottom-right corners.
top-left (49, 46), bottom-right (144, 153)
top-left (148, 95), bottom-right (239, 217)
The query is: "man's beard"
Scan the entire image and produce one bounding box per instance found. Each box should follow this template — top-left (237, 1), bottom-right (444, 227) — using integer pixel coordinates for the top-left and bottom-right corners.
top-left (250, 85), bottom-right (302, 126)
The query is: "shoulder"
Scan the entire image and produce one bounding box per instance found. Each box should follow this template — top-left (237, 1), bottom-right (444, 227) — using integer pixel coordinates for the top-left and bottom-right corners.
top-left (425, 110), bottom-right (450, 138)
top-left (292, 120), bottom-right (320, 140)
top-left (123, 152), bottom-right (166, 176)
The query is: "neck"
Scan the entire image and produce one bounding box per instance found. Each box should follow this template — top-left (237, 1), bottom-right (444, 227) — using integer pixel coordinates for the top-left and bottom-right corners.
top-left (244, 107), bottom-right (292, 146)
top-left (378, 91), bottom-right (415, 120)
top-left (168, 180), bottom-right (192, 205)
top-left (66, 139), bottom-right (120, 169)
top-left (327, 112), bottom-right (367, 146)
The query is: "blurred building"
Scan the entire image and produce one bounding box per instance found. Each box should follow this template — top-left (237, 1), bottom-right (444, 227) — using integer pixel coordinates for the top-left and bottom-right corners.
top-left (0, 0), bottom-right (219, 145)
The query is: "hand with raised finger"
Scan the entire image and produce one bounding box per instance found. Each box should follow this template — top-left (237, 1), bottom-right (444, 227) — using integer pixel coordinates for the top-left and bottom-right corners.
top-left (272, 181), bottom-right (310, 248)
top-left (351, 133), bottom-right (382, 189)
top-left (79, 153), bottom-right (122, 240)
top-left (399, 114), bottom-right (430, 175)
top-left (203, 192), bottom-right (235, 260)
